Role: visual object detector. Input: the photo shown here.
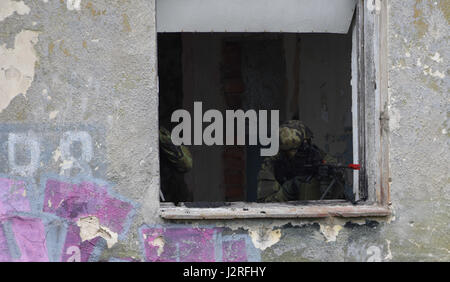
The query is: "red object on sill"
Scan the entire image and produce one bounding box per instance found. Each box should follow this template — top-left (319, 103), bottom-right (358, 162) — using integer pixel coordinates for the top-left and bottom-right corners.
top-left (348, 164), bottom-right (361, 170)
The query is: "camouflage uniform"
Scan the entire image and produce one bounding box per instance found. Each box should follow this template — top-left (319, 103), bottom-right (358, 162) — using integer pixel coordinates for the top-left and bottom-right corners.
top-left (257, 120), bottom-right (344, 202)
top-left (159, 127), bottom-right (193, 203)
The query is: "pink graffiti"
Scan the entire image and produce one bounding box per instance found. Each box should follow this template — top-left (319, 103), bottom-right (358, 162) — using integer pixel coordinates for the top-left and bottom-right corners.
top-left (43, 179), bottom-right (134, 262)
top-left (141, 227), bottom-right (217, 262)
top-left (0, 178), bottom-right (31, 215)
top-left (43, 179), bottom-right (133, 234)
top-left (60, 224), bottom-right (101, 262)
top-left (9, 217), bottom-right (49, 262)
top-left (141, 227), bottom-right (253, 262)
top-left (0, 178), bottom-right (47, 262)
top-left (0, 227), bottom-right (11, 262)
top-left (222, 238), bottom-right (248, 262)
top-left (0, 217), bottom-right (49, 262)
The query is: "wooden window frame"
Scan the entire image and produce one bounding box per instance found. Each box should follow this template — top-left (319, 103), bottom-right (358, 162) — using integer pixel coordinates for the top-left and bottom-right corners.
top-left (158, 0), bottom-right (391, 219)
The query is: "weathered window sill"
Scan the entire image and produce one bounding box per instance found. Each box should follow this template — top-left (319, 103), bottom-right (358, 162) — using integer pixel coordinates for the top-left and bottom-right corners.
top-left (159, 200), bottom-right (391, 219)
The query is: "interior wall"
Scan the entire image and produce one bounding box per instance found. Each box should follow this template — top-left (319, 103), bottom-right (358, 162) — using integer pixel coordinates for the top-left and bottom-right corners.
top-left (158, 34), bottom-right (183, 130)
top-left (182, 33), bottom-right (226, 202)
top-left (179, 33), bottom-right (352, 201)
top-left (294, 33), bottom-right (353, 165)
top-left (240, 36), bottom-right (287, 201)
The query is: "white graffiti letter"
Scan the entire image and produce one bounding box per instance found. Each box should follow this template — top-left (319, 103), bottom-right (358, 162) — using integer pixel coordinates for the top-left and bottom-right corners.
top-left (66, 246), bottom-right (81, 262)
top-left (8, 131), bottom-right (40, 177)
top-left (60, 131), bottom-right (93, 177)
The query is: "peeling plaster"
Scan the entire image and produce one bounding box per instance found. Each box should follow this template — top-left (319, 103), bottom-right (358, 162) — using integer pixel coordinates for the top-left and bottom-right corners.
top-left (149, 236), bottom-right (165, 257)
top-left (0, 30), bottom-right (39, 113)
top-left (67, 0), bottom-right (82, 11)
top-left (384, 240), bottom-right (393, 261)
top-left (76, 216), bottom-right (118, 249)
top-left (248, 227), bottom-right (281, 251)
top-left (0, 0), bottom-right (30, 22)
top-left (49, 110), bottom-right (59, 120)
top-left (422, 66), bottom-right (445, 78)
top-left (430, 52), bottom-right (443, 63)
top-left (52, 148), bottom-right (61, 162)
top-left (319, 224), bottom-right (343, 242)
top-left (214, 216), bottom-right (382, 238)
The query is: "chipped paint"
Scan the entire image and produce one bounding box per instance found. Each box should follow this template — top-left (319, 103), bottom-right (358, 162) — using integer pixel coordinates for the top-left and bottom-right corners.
top-left (430, 52), bottom-right (443, 62)
top-left (319, 224), bottom-right (343, 242)
top-left (248, 227), bottom-right (281, 251)
top-left (59, 159), bottom-right (74, 172)
top-left (49, 110), bottom-right (59, 120)
top-left (77, 216), bottom-right (118, 248)
top-left (384, 240), bottom-right (393, 261)
top-left (0, 30), bottom-right (39, 113)
top-left (149, 236), bottom-right (165, 257)
top-left (422, 66), bottom-right (445, 78)
top-left (0, 0), bottom-right (30, 22)
top-left (52, 148), bottom-right (61, 163)
top-left (67, 0), bottom-right (82, 11)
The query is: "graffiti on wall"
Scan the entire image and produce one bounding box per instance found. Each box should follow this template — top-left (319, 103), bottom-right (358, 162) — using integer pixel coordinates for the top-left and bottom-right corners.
top-left (140, 225), bottom-right (261, 262)
top-left (0, 125), bottom-right (137, 261)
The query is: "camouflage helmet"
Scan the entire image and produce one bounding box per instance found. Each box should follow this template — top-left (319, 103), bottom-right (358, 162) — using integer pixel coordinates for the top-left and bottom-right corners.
top-left (279, 120), bottom-right (313, 151)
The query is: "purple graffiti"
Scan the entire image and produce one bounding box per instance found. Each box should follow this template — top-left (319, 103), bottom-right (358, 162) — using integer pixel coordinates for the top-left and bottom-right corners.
top-left (60, 224), bottom-right (101, 262)
top-left (0, 217), bottom-right (49, 262)
top-left (9, 217), bottom-right (49, 262)
top-left (43, 179), bottom-right (133, 234)
top-left (43, 179), bottom-right (135, 262)
top-left (0, 178), bottom-right (31, 215)
top-left (0, 178), bottom-right (48, 262)
top-left (0, 226), bottom-right (11, 262)
top-left (141, 227), bottom-right (217, 262)
top-left (223, 238), bottom-right (248, 262)
top-left (140, 227), bottom-right (257, 262)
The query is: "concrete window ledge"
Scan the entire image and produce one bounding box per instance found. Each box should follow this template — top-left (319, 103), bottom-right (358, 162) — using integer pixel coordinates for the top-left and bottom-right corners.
top-left (159, 201), bottom-right (391, 219)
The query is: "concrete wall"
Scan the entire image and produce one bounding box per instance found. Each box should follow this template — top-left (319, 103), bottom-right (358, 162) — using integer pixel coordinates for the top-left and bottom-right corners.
top-left (0, 0), bottom-right (448, 262)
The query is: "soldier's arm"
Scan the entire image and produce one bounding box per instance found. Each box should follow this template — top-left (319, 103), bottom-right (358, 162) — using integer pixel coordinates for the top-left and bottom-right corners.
top-left (159, 127), bottom-right (193, 173)
top-left (257, 156), bottom-right (295, 202)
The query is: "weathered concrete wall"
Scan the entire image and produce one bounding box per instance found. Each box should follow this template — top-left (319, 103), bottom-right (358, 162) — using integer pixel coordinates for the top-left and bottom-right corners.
top-left (0, 0), bottom-right (448, 262)
top-left (0, 0), bottom-right (159, 261)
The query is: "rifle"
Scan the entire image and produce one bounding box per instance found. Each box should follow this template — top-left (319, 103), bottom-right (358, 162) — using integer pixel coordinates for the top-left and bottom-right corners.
top-left (286, 143), bottom-right (360, 200)
top-left (300, 162), bottom-right (360, 200)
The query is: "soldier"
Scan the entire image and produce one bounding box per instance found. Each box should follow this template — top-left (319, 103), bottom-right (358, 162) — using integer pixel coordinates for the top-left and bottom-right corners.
top-left (257, 120), bottom-right (345, 202)
top-left (159, 126), bottom-right (193, 204)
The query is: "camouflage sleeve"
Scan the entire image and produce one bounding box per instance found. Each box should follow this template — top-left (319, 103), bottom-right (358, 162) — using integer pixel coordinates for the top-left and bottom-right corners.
top-left (159, 127), bottom-right (193, 173)
top-left (257, 155), bottom-right (291, 202)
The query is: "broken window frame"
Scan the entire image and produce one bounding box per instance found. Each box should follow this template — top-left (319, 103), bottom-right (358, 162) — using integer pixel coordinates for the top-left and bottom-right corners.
top-left (157, 0), bottom-right (391, 219)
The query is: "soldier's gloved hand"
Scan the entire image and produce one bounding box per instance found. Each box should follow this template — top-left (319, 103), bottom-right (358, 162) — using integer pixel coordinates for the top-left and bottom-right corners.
top-left (281, 176), bottom-right (302, 201)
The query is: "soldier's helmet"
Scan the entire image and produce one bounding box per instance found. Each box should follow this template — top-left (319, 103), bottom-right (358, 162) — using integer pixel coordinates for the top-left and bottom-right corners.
top-left (279, 120), bottom-right (314, 151)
